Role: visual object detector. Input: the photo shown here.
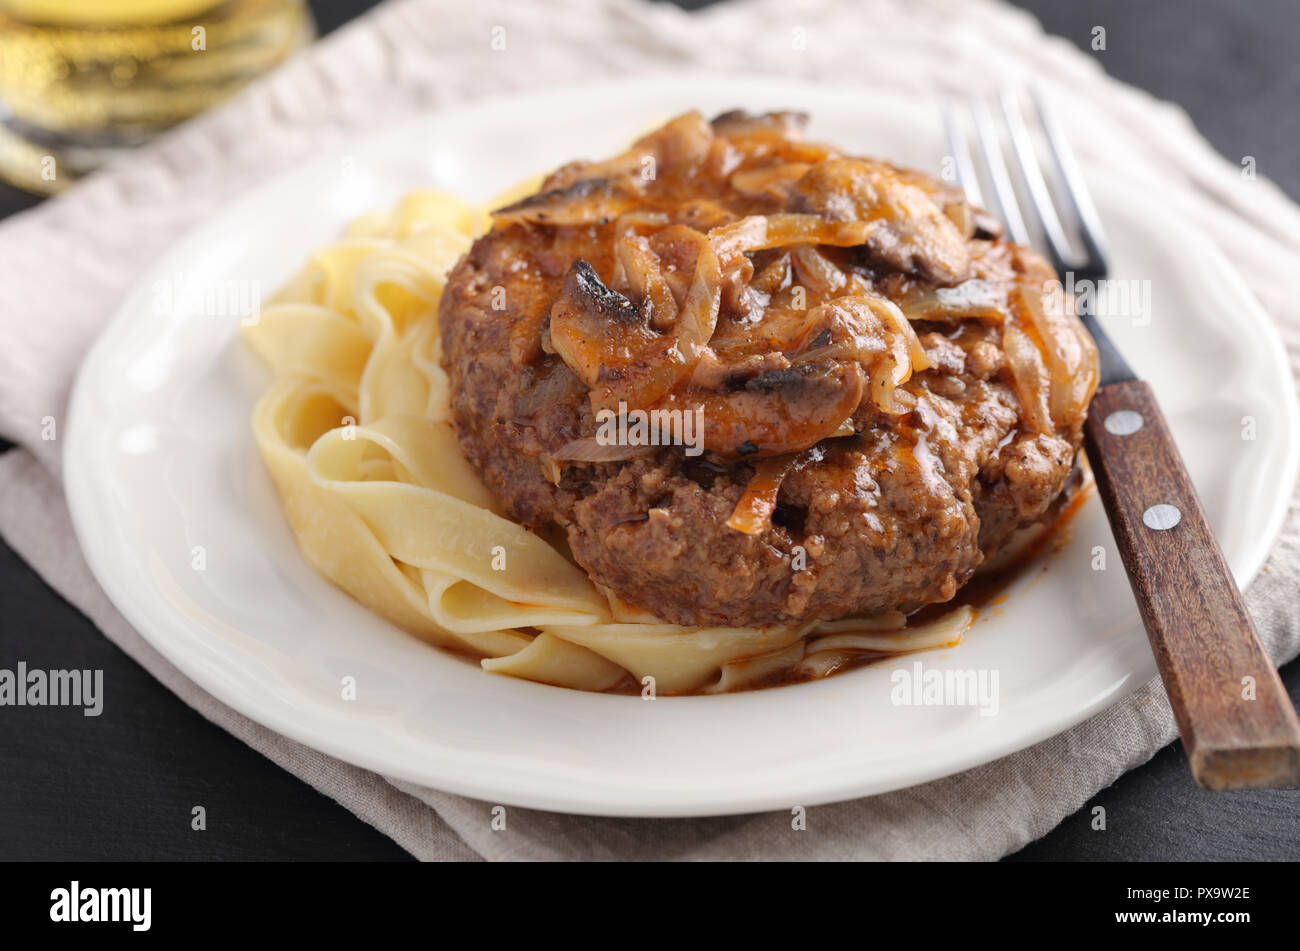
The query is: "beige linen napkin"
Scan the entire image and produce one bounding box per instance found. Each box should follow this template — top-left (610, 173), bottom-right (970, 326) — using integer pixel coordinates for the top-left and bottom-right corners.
top-left (1, 0), bottom-right (1297, 861)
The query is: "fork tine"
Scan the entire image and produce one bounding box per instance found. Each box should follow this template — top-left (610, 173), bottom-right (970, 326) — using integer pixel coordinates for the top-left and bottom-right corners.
top-left (971, 99), bottom-right (1031, 246)
top-left (941, 102), bottom-right (986, 209)
top-left (998, 89), bottom-right (1076, 273)
top-left (1030, 86), bottom-right (1110, 278)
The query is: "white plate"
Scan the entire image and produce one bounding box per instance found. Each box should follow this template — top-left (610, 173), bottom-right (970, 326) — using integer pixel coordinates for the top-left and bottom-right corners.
top-left (65, 75), bottom-right (1299, 817)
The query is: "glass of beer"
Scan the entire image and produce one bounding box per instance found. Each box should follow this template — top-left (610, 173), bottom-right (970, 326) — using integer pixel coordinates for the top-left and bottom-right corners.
top-left (0, 0), bottom-right (314, 193)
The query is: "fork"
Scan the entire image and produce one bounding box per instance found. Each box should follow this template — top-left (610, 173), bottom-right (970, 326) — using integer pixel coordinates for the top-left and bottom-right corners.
top-left (944, 89), bottom-right (1300, 789)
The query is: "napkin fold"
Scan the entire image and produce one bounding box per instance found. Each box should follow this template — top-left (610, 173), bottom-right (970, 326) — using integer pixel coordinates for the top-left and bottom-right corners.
top-left (2, 0), bottom-right (1298, 861)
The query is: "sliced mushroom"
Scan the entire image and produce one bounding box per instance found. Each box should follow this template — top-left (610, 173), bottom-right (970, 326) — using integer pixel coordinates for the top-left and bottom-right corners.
top-left (520, 112), bottom-right (717, 204)
top-left (710, 109), bottom-right (810, 138)
top-left (548, 261), bottom-right (701, 413)
top-left (789, 158), bottom-right (973, 285)
top-left (493, 177), bottom-right (640, 227)
top-left (895, 278), bottom-right (1007, 323)
top-left (659, 360), bottom-right (867, 460)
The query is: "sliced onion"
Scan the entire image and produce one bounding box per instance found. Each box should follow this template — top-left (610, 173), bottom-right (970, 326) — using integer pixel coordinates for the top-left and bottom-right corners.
top-left (869, 334), bottom-right (914, 416)
top-left (551, 437), bottom-right (656, 463)
top-left (704, 213), bottom-right (875, 268)
top-left (612, 210), bottom-right (671, 236)
top-left (1010, 286), bottom-right (1098, 429)
top-left (867, 295), bottom-right (932, 374)
top-left (676, 237), bottom-right (722, 350)
top-left (750, 251), bottom-right (792, 295)
top-left (615, 232), bottom-right (678, 331)
top-left (729, 162), bottom-right (814, 202)
top-left (943, 200), bottom-right (976, 239)
top-left (790, 245), bottom-right (847, 298)
top-left (727, 455), bottom-right (797, 535)
top-left (1002, 323), bottom-right (1054, 435)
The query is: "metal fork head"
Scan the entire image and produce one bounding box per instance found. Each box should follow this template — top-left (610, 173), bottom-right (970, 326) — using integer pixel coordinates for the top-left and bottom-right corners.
top-left (944, 88), bottom-right (1109, 283)
top-left (944, 88), bottom-right (1137, 385)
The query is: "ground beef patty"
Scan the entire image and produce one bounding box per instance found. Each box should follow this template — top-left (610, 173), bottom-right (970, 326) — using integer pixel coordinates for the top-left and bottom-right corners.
top-left (438, 111), bottom-right (1098, 627)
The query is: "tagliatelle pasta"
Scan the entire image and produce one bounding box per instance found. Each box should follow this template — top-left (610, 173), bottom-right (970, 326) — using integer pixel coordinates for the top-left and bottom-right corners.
top-left (243, 187), bottom-right (974, 694)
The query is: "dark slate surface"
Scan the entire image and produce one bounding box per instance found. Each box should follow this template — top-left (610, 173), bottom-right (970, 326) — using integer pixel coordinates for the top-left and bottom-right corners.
top-left (0, 0), bottom-right (1296, 861)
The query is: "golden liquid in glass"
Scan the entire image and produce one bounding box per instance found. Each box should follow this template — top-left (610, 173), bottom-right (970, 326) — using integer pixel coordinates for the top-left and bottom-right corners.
top-left (0, 0), bottom-right (314, 193)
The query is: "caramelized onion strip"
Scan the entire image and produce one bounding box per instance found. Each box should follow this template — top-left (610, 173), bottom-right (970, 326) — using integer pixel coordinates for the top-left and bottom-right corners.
top-left (615, 232), bottom-right (678, 331)
top-left (868, 296), bottom-right (931, 374)
top-left (727, 455), bottom-right (797, 535)
top-left (709, 214), bottom-right (873, 256)
top-left (552, 437), bottom-right (657, 463)
top-left (1002, 323), bottom-right (1054, 435)
top-left (1010, 286), bottom-right (1099, 429)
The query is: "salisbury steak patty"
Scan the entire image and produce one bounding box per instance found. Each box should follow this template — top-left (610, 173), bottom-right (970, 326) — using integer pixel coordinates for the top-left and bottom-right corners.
top-left (438, 111), bottom-right (1098, 627)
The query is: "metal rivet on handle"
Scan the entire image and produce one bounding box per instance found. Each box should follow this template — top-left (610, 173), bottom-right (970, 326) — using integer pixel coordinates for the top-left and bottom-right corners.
top-left (1143, 504), bottom-right (1182, 531)
top-left (1104, 410), bottom-right (1144, 436)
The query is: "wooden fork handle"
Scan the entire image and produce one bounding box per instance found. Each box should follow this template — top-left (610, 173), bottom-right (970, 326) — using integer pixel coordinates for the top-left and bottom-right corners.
top-left (1083, 380), bottom-right (1300, 789)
